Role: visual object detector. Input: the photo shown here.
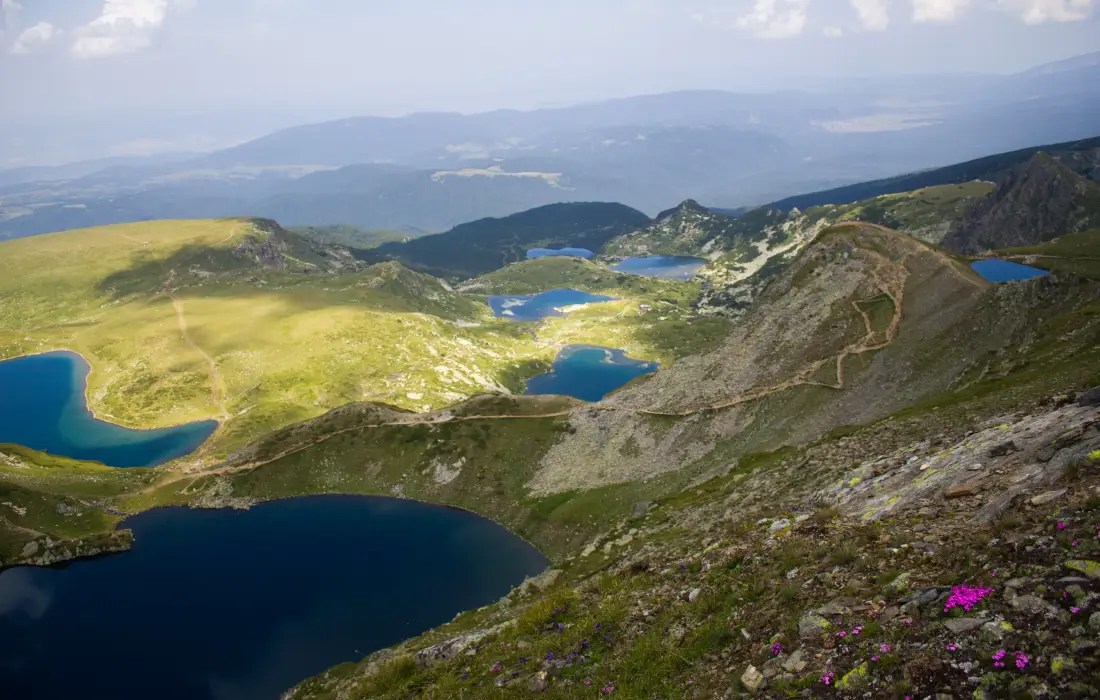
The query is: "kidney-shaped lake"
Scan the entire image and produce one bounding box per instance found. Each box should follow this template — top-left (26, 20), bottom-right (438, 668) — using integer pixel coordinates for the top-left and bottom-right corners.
top-left (488, 288), bottom-right (615, 322)
top-left (0, 495), bottom-right (548, 700)
top-left (0, 351), bottom-right (217, 467)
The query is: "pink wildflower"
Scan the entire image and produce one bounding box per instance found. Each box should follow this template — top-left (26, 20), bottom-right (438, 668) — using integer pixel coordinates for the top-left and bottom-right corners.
top-left (879, 643), bottom-right (892, 653)
top-left (1015, 652), bottom-right (1029, 669)
top-left (1072, 607), bottom-right (1081, 614)
top-left (836, 631), bottom-right (847, 638)
top-left (946, 642), bottom-right (958, 651)
top-left (871, 655), bottom-right (880, 662)
top-left (771, 642), bottom-right (785, 656)
top-left (822, 672), bottom-right (835, 686)
top-left (945, 585), bottom-right (995, 613)
top-left (1057, 521), bottom-right (1067, 531)
top-left (1073, 540), bottom-right (1079, 547)
top-left (851, 625), bottom-right (863, 635)
top-left (491, 664), bottom-right (503, 673)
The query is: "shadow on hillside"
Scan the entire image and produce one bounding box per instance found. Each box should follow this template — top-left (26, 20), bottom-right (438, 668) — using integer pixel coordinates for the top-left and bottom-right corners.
top-left (96, 243), bottom-right (247, 298)
top-left (497, 358), bottom-right (553, 394)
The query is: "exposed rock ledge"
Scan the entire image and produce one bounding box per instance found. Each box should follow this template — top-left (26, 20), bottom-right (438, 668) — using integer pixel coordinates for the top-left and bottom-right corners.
top-left (1, 529), bottom-right (133, 569)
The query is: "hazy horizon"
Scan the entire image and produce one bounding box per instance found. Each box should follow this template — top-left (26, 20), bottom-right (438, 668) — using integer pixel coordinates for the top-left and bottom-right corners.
top-left (2, 0), bottom-right (1098, 167)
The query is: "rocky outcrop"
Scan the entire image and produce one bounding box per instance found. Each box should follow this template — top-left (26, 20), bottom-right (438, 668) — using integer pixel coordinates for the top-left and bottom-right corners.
top-left (1, 529), bottom-right (133, 568)
top-left (601, 199), bottom-right (754, 259)
top-left (942, 153), bottom-right (1100, 254)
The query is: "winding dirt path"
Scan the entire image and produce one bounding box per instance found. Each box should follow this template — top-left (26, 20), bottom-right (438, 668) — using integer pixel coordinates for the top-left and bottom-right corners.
top-left (153, 224), bottom-right (931, 487)
top-left (171, 297), bottom-right (229, 420)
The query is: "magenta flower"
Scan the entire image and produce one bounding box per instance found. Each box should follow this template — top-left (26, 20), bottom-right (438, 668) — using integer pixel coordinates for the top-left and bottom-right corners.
top-left (1072, 607), bottom-right (1081, 614)
top-left (771, 642), bottom-right (785, 656)
top-left (871, 655), bottom-right (880, 662)
top-left (946, 642), bottom-right (958, 652)
top-left (879, 643), bottom-right (892, 653)
top-left (1057, 521), bottom-right (1067, 530)
top-left (945, 585), bottom-right (995, 613)
top-left (822, 672), bottom-right (835, 686)
top-left (1015, 652), bottom-right (1029, 669)
top-left (490, 663), bottom-right (503, 673)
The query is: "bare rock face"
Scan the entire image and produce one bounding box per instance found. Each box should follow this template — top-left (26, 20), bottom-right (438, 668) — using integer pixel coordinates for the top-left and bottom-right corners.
top-left (942, 153), bottom-right (1100, 254)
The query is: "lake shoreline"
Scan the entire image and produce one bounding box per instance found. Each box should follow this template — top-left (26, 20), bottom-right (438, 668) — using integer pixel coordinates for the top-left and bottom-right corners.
top-left (0, 348), bottom-right (221, 466)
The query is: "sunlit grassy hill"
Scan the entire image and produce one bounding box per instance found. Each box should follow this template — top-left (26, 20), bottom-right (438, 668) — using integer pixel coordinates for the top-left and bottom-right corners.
top-left (0, 218), bottom-right (554, 457)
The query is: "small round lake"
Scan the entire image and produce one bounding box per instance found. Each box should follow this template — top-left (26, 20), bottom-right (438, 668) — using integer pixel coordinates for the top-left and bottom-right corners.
top-left (610, 256), bottom-right (706, 280)
top-left (525, 345), bottom-right (659, 402)
top-left (488, 288), bottom-right (615, 322)
top-left (526, 247), bottom-right (594, 259)
top-left (970, 259), bottom-right (1049, 283)
top-left (0, 351), bottom-right (217, 467)
top-left (0, 495), bottom-right (548, 700)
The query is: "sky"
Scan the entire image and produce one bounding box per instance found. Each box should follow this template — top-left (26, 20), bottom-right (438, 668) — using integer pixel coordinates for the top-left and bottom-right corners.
top-left (1, 0), bottom-right (1098, 166)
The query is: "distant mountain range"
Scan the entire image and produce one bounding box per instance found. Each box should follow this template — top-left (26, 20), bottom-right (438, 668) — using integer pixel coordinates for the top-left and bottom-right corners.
top-left (1, 52), bottom-right (1098, 240)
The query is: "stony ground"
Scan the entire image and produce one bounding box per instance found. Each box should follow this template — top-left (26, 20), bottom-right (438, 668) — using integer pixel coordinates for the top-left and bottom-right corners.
top-left (288, 387), bottom-right (1100, 699)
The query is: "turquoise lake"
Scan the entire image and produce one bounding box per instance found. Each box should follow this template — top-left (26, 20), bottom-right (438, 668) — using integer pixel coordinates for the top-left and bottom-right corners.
top-left (0, 351), bottom-right (217, 467)
top-left (488, 288), bottom-right (615, 322)
top-left (526, 247), bottom-right (594, 259)
top-left (610, 256), bottom-right (706, 280)
top-left (525, 345), bottom-right (659, 402)
top-left (970, 259), bottom-right (1050, 282)
top-left (0, 495), bottom-right (548, 700)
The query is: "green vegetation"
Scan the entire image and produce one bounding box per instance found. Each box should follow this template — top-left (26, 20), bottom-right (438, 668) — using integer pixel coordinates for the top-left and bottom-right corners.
top-left (364, 202), bottom-right (651, 280)
top-left (290, 225), bottom-right (424, 249)
top-left (0, 218), bottom-right (565, 457)
top-left (997, 228), bottom-right (1100, 278)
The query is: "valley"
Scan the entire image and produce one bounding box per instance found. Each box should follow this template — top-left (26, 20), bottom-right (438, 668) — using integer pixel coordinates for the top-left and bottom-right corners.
top-left (2, 135), bottom-right (1100, 699)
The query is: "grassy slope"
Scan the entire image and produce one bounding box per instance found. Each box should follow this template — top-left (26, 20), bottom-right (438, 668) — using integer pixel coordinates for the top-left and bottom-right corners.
top-left (291, 225), bottom-right (423, 249)
top-left (997, 228), bottom-right (1100, 278)
top-left (0, 219), bottom-right (561, 457)
top-left (285, 263), bottom-right (1100, 699)
top-left (465, 257), bottom-right (732, 365)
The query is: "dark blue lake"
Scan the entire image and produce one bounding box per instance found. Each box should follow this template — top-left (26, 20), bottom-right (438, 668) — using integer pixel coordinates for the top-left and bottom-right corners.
top-left (610, 256), bottom-right (706, 280)
top-left (0, 351), bottom-right (217, 467)
top-left (526, 247), bottom-right (594, 259)
top-left (488, 288), bottom-right (615, 322)
top-left (0, 495), bottom-right (548, 700)
top-left (525, 345), bottom-right (658, 402)
top-left (970, 259), bottom-right (1050, 283)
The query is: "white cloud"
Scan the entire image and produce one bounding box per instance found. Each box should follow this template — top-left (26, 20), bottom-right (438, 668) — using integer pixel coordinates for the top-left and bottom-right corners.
top-left (10, 21), bottom-right (54, 54)
top-left (823, 24), bottom-right (844, 35)
top-left (1012, 0), bottom-right (1094, 22)
top-left (736, 0), bottom-right (809, 38)
top-left (852, 0), bottom-right (891, 29)
top-left (71, 0), bottom-right (190, 58)
top-left (912, 0), bottom-right (970, 21)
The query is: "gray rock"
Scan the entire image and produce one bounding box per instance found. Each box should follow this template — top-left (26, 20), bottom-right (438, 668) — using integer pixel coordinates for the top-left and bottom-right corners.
top-left (1056, 576), bottom-right (1091, 588)
top-left (688, 588), bottom-right (701, 603)
top-left (1077, 386), bottom-right (1100, 407)
top-left (1029, 489), bottom-right (1068, 506)
top-left (817, 597), bottom-right (856, 615)
top-left (899, 587), bottom-right (939, 605)
top-left (741, 664), bottom-right (765, 692)
top-left (1003, 577), bottom-right (1032, 589)
top-left (1089, 612), bottom-right (1100, 631)
top-left (20, 540), bottom-right (38, 557)
top-left (631, 501), bottom-right (653, 517)
top-left (981, 620), bottom-right (1013, 642)
top-left (768, 519), bottom-right (791, 534)
top-left (882, 572), bottom-right (912, 597)
top-left (798, 612), bottom-right (831, 640)
top-left (762, 656), bottom-right (785, 679)
top-left (782, 648), bottom-right (808, 673)
top-left (1011, 595), bottom-right (1058, 616)
top-left (1071, 637), bottom-right (1097, 654)
top-left (943, 617), bottom-right (984, 633)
